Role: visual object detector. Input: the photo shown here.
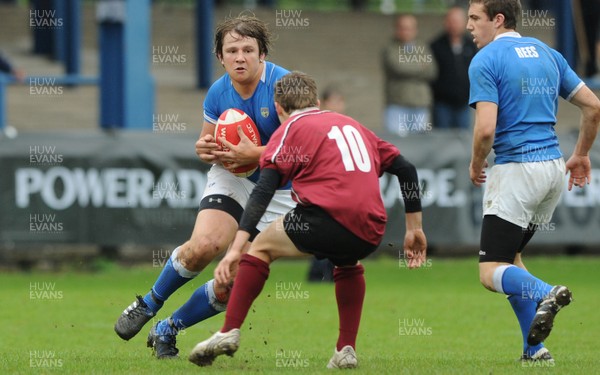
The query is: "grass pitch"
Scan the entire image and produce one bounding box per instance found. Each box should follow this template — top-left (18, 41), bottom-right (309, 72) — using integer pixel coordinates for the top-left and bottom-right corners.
top-left (1, 256), bottom-right (597, 374)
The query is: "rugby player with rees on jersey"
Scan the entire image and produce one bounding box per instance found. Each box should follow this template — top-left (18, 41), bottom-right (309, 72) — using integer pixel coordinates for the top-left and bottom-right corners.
top-left (467, 0), bottom-right (600, 363)
top-left (188, 71), bottom-right (427, 369)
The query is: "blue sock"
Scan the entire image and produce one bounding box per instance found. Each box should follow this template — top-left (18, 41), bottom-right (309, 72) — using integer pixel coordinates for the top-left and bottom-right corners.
top-left (507, 294), bottom-right (544, 355)
top-left (156, 279), bottom-right (226, 336)
top-left (143, 247), bottom-right (199, 314)
top-left (492, 265), bottom-right (553, 303)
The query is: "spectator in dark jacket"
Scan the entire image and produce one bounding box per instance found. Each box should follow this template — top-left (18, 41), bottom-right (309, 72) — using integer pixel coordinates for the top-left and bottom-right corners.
top-left (430, 7), bottom-right (476, 130)
top-left (580, 0), bottom-right (600, 78)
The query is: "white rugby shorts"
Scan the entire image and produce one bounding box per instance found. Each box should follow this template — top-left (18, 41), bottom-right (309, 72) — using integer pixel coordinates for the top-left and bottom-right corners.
top-left (482, 158), bottom-right (565, 228)
top-left (201, 164), bottom-right (294, 231)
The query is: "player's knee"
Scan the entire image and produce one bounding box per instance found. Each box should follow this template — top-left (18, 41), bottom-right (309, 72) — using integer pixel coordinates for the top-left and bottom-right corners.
top-left (248, 246), bottom-right (273, 264)
top-left (181, 237), bottom-right (223, 270)
top-left (213, 281), bottom-right (232, 304)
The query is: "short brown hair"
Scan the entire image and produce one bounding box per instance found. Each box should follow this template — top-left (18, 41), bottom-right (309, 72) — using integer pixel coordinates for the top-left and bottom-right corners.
top-left (274, 72), bottom-right (319, 114)
top-left (214, 14), bottom-right (272, 60)
top-left (469, 0), bottom-right (521, 29)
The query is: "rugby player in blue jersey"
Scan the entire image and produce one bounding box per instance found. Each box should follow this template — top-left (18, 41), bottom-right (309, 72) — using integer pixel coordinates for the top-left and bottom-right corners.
top-left (467, 0), bottom-right (600, 363)
top-left (114, 15), bottom-right (295, 358)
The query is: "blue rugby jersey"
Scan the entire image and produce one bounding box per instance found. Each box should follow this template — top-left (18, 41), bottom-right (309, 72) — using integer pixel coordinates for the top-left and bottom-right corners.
top-left (203, 61), bottom-right (289, 182)
top-left (469, 32), bottom-right (584, 164)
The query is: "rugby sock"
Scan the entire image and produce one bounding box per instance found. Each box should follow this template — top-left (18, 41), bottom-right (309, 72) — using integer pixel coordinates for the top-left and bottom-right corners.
top-left (156, 279), bottom-right (226, 336)
top-left (143, 247), bottom-right (199, 314)
top-left (507, 294), bottom-right (544, 355)
top-left (333, 263), bottom-right (365, 351)
top-left (221, 254), bottom-right (270, 332)
top-left (155, 318), bottom-right (178, 337)
top-left (492, 265), bottom-right (552, 303)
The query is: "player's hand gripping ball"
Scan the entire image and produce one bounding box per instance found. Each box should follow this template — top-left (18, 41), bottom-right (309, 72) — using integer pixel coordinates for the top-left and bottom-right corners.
top-left (215, 108), bottom-right (262, 177)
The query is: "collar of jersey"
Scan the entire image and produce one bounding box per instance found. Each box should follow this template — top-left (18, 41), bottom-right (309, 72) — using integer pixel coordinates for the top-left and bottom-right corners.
top-left (260, 61), bottom-right (267, 82)
top-left (290, 107), bottom-right (320, 117)
top-left (494, 31), bottom-right (521, 41)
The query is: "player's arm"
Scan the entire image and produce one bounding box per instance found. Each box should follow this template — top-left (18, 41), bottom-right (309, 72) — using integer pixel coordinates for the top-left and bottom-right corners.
top-left (214, 167), bottom-right (281, 284)
top-left (195, 120), bottom-right (220, 164)
top-left (470, 101), bottom-right (497, 187)
top-left (385, 154), bottom-right (427, 269)
top-left (565, 86), bottom-right (600, 190)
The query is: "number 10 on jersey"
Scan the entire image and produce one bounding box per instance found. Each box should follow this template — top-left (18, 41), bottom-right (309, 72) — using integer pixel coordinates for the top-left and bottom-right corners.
top-left (327, 125), bottom-right (372, 172)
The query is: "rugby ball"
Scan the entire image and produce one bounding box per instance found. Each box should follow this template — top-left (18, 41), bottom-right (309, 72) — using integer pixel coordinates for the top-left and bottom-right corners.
top-left (215, 108), bottom-right (262, 177)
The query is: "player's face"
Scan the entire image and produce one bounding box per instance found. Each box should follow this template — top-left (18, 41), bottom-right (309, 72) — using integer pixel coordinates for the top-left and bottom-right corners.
top-left (220, 32), bottom-right (265, 86)
top-left (466, 3), bottom-right (495, 49)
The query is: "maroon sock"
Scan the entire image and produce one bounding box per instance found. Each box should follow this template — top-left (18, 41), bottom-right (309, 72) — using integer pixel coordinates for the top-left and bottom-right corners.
top-left (333, 263), bottom-right (365, 351)
top-left (221, 254), bottom-right (270, 332)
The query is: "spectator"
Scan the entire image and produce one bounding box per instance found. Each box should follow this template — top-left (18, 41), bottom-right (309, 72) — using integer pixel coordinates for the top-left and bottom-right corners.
top-left (580, 0), bottom-right (600, 78)
top-left (321, 85), bottom-right (346, 113)
top-left (382, 14), bottom-right (437, 136)
top-left (430, 6), bottom-right (477, 130)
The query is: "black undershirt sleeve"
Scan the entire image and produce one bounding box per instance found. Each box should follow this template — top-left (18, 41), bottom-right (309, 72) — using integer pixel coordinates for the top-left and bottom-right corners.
top-left (239, 167), bottom-right (282, 233)
top-left (385, 154), bottom-right (422, 213)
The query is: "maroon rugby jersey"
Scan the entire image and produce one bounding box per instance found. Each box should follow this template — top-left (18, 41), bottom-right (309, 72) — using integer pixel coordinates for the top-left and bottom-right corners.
top-left (261, 109), bottom-right (400, 245)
